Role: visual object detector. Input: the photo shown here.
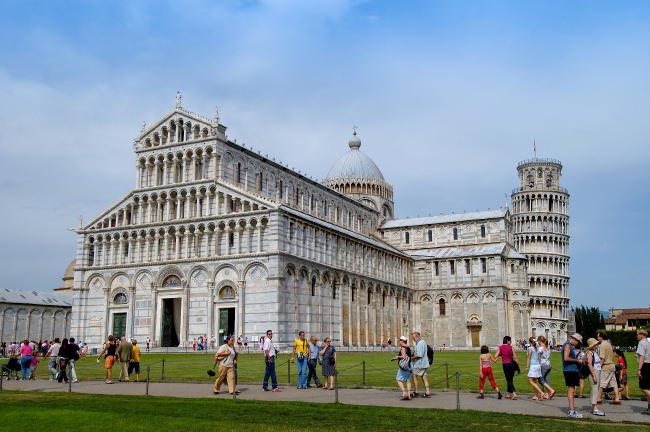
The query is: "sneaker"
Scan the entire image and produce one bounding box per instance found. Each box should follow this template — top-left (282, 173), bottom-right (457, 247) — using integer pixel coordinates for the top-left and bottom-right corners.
top-left (272, 388), bottom-right (283, 392)
top-left (72, 379), bottom-right (78, 383)
top-left (262, 388), bottom-right (270, 392)
top-left (55, 372), bottom-right (59, 380)
top-left (568, 410), bottom-right (583, 419)
top-left (498, 391), bottom-right (503, 400)
top-left (640, 408), bottom-right (650, 416)
top-left (592, 410), bottom-right (605, 416)
top-left (476, 394), bottom-right (484, 399)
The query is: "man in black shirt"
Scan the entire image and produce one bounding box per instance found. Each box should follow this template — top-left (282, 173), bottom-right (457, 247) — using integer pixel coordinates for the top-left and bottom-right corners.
top-left (68, 337), bottom-right (81, 383)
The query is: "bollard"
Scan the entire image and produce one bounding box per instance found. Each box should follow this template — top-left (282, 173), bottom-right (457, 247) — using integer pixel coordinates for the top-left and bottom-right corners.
top-left (146, 366), bottom-right (150, 396)
top-left (161, 359), bottom-right (165, 380)
top-left (233, 367), bottom-right (237, 400)
top-left (455, 372), bottom-right (460, 410)
top-left (445, 363), bottom-right (449, 389)
top-left (362, 361), bottom-right (366, 387)
top-left (287, 361), bottom-right (291, 384)
top-left (334, 371), bottom-right (339, 403)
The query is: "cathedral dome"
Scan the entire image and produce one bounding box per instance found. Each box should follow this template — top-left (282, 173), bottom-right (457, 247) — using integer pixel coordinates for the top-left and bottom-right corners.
top-left (325, 133), bottom-right (385, 182)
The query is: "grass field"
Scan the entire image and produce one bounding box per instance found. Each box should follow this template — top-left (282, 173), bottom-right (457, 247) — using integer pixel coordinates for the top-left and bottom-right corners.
top-left (2, 391), bottom-right (645, 432)
top-left (20, 350), bottom-right (642, 397)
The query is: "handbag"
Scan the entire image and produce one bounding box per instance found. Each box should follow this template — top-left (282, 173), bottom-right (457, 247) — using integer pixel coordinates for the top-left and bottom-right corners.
top-left (398, 356), bottom-right (411, 371)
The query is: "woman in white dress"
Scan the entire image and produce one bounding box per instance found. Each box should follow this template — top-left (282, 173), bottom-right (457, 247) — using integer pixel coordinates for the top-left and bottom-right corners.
top-left (526, 337), bottom-right (545, 400)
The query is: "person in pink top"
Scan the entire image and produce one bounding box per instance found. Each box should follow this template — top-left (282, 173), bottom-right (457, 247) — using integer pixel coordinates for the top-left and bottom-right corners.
top-left (30, 353), bottom-right (40, 379)
top-left (494, 335), bottom-right (520, 400)
top-left (19, 340), bottom-right (33, 380)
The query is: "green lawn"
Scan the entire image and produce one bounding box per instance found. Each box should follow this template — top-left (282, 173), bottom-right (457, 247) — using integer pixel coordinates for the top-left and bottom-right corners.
top-left (24, 350), bottom-right (644, 397)
top-left (1, 391), bottom-right (644, 432)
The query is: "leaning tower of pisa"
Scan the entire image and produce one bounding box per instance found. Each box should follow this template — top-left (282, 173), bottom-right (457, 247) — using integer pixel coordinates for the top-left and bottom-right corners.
top-left (511, 158), bottom-right (570, 345)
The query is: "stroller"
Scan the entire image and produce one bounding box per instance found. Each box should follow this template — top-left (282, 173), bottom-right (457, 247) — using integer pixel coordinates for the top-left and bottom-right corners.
top-left (2, 357), bottom-right (21, 380)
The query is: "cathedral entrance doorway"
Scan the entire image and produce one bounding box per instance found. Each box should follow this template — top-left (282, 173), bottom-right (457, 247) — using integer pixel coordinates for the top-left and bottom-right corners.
top-left (161, 298), bottom-right (181, 347)
top-left (470, 329), bottom-right (480, 347)
top-left (112, 313), bottom-right (127, 339)
top-left (218, 308), bottom-right (235, 342)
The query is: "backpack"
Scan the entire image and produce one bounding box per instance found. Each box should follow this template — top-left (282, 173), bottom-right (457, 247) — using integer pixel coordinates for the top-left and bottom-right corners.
top-left (426, 344), bottom-right (434, 365)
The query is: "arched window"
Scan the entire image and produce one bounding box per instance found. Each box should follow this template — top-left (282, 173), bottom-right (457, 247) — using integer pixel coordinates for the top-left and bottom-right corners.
top-left (311, 278), bottom-right (316, 296)
top-left (367, 289), bottom-right (372, 304)
top-left (405, 232), bottom-right (410, 244)
top-left (439, 298), bottom-right (446, 316)
top-left (332, 282), bottom-right (338, 300)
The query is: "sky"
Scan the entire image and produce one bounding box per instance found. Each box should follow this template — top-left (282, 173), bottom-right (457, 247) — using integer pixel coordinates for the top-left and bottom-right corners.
top-left (0, 1), bottom-right (648, 310)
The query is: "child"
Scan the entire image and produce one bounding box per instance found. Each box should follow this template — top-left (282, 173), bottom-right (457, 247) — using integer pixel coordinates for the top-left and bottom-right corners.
top-left (477, 345), bottom-right (502, 399)
top-left (29, 353), bottom-right (40, 380)
top-left (614, 349), bottom-right (630, 400)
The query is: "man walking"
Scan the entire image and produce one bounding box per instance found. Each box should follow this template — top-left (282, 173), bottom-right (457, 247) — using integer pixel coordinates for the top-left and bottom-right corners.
top-left (562, 333), bottom-right (585, 418)
top-left (636, 329), bottom-right (650, 415)
top-left (145, 336), bottom-right (150, 353)
top-left (44, 338), bottom-right (61, 381)
top-left (307, 336), bottom-right (323, 388)
top-left (262, 330), bottom-right (281, 392)
top-left (411, 332), bottom-right (431, 398)
top-left (128, 340), bottom-right (141, 382)
top-left (116, 336), bottom-right (133, 382)
top-left (291, 331), bottom-right (309, 389)
top-left (597, 332), bottom-right (621, 405)
top-left (68, 337), bottom-right (81, 383)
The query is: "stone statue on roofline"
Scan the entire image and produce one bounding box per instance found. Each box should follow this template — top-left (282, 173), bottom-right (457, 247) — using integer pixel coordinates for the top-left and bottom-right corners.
top-left (176, 91), bottom-right (182, 107)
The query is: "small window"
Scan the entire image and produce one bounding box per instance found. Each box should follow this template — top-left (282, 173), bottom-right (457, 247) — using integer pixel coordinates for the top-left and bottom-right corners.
top-left (259, 173), bottom-right (264, 191)
top-left (296, 189), bottom-right (300, 204)
top-left (352, 287), bottom-right (356, 302)
top-left (382, 292), bottom-right (386, 307)
top-left (279, 181), bottom-right (284, 199)
top-left (289, 222), bottom-right (294, 240)
top-left (453, 228), bottom-right (458, 240)
top-left (480, 225), bottom-right (486, 238)
top-left (311, 278), bottom-right (316, 296)
top-left (428, 230), bottom-right (433, 242)
top-left (236, 162), bottom-right (241, 183)
top-left (450, 260), bottom-right (455, 275)
top-left (229, 232), bottom-right (235, 247)
top-left (481, 258), bottom-right (487, 273)
top-left (510, 263), bottom-right (515, 273)
top-left (405, 232), bottom-right (410, 244)
top-left (434, 262), bottom-right (439, 276)
top-left (367, 290), bottom-right (372, 304)
top-left (439, 298), bottom-right (446, 316)
top-left (332, 283), bottom-right (337, 300)
top-left (465, 259), bottom-right (471, 275)
top-left (310, 195), bottom-right (314, 211)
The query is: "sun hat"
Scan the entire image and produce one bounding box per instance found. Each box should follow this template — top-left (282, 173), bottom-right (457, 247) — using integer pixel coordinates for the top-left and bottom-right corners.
top-left (586, 338), bottom-right (598, 349)
top-left (571, 333), bottom-right (583, 343)
top-left (399, 336), bottom-right (408, 342)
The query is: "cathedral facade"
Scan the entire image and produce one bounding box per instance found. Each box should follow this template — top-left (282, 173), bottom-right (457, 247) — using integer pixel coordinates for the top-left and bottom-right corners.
top-left (69, 100), bottom-right (570, 348)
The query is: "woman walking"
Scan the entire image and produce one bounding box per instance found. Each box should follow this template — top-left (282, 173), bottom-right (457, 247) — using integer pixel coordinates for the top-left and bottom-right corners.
top-left (494, 335), bottom-right (519, 400)
top-left (586, 338), bottom-right (606, 416)
top-left (320, 337), bottom-right (337, 390)
top-left (392, 336), bottom-right (412, 400)
top-left (526, 337), bottom-right (545, 400)
top-left (98, 335), bottom-right (117, 384)
top-left (537, 336), bottom-right (556, 399)
top-left (19, 340), bottom-right (32, 380)
top-left (57, 338), bottom-right (70, 383)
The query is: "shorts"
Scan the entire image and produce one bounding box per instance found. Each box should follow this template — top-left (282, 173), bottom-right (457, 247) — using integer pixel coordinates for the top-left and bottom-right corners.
top-left (527, 365), bottom-right (542, 379)
top-left (620, 370), bottom-right (628, 386)
top-left (413, 368), bottom-right (428, 377)
top-left (599, 369), bottom-right (618, 389)
top-left (563, 371), bottom-right (580, 387)
top-left (640, 363), bottom-right (650, 390)
top-left (105, 355), bottom-right (115, 369)
top-left (128, 361), bottom-right (140, 374)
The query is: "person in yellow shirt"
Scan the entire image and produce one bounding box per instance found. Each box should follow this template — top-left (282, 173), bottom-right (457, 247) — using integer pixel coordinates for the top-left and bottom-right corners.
top-left (291, 331), bottom-right (310, 389)
top-left (128, 340), bottom-right (141, 382)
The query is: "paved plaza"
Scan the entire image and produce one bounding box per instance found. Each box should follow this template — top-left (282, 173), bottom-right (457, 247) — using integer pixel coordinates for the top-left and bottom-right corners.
top-left (3, 379), bottom-right (649, 425)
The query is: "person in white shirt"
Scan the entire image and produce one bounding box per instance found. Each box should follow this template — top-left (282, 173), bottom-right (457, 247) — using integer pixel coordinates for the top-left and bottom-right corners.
top-left (44, 338), bottom-right (61, 380)
top-left (262, 330), bottom-right (281, 392)
top-left (636, 329), bottom-right (650, 415)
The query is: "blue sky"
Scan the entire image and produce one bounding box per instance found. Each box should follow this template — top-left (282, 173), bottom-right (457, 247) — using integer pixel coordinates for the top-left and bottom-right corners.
top-left (0, 1), bottom-right (648, 310)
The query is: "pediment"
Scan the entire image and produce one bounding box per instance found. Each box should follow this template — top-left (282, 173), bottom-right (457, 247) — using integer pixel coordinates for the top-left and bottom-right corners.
top-left (133, 107), bottom-right (225, 151)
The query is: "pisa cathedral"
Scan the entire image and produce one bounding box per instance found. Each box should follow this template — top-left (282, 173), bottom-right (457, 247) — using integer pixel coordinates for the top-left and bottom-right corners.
top-left (69, 98), bottom-right (571, 349)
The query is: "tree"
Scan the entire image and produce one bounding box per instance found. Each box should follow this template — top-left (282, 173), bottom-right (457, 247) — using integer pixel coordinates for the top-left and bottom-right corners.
top-left (572, 305), bottom-right (605, 339)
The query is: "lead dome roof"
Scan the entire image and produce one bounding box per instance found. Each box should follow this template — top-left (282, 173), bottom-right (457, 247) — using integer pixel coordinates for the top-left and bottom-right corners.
top-left (325, 134), bottom-right (385, 182)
